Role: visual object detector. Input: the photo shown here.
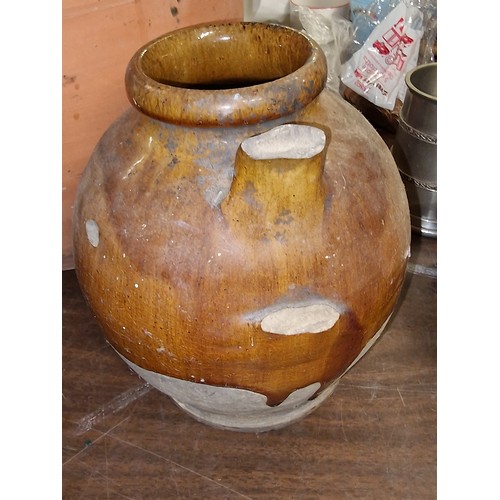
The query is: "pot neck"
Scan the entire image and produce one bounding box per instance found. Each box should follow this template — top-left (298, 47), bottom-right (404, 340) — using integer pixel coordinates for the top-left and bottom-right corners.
top-left (125, 22), bottom-right (327, 127)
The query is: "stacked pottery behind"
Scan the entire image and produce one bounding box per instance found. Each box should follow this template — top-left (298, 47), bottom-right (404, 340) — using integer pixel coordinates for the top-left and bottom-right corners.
top-left (73, 22), bottom-right (411, 432)
top-left (392, 62), bottom-right (437, 237)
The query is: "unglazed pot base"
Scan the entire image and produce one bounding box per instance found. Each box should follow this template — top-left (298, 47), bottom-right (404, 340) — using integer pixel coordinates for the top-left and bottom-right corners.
top-left (117, 317), bottom-right (389, 431)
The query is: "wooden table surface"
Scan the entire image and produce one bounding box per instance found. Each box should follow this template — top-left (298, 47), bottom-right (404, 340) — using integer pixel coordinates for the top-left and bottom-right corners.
top-left (62, 235), bottom-right (436, 499)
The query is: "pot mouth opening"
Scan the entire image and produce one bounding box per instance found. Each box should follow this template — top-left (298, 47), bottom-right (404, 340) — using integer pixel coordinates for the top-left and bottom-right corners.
top-left (140, 23), bottom-right (312, 90)
top-left (126, 22), bottom-right (327, 126)
top-left (405, 63), bottom-right (437, 102)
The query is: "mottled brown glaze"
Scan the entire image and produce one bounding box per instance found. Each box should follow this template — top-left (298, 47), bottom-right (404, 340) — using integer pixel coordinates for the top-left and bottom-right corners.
top-left (73, 23), bottom-right (410, 412)
top-left (125, 23), bottom-right (326, 125)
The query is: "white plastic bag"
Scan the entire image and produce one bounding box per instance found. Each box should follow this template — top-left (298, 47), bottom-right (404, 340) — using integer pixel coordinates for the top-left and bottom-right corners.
top-left (294, 7), bottom-right (352, 93)
top-left (341, 0), bottom-right (425, 110)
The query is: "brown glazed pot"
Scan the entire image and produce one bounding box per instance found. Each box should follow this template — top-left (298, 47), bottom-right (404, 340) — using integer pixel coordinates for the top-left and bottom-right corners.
top-left (73, 22), bottom-right (411, 432)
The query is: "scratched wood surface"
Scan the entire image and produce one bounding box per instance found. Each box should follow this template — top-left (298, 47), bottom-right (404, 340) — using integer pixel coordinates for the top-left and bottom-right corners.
top-left (62, 255), bottom-right (436, 499)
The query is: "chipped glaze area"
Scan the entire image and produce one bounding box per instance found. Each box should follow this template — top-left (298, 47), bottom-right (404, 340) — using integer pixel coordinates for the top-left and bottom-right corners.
top-left (260, 303), bottom-right (340, 335)
top-left (85, 219), bottom-right (100, 247)
top-left (241, 124), bottom-right (326, 160)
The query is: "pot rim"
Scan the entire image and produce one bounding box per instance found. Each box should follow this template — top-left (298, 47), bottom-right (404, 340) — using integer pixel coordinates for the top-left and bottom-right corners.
top-left (405, 62), bottom-right (437, 103)
top-left (125, 22), bottom-right (327, 126)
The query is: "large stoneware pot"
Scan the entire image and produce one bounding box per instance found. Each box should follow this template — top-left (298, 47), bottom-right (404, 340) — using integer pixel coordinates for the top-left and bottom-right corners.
top-left (73, 22), bottom-right (411, 432)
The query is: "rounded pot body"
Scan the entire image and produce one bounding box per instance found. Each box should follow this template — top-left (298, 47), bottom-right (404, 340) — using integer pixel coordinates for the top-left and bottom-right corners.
top-left (73, 22), bottom-right (411, 432)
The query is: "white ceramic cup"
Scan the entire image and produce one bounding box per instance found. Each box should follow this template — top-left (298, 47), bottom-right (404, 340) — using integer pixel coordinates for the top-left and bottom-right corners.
top-left (244, 0), bottom-right (291, 24)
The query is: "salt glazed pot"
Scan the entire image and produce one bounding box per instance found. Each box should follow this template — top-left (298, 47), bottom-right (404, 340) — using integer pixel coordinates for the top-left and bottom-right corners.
top-left (73, 22), bottom-right (411, 432)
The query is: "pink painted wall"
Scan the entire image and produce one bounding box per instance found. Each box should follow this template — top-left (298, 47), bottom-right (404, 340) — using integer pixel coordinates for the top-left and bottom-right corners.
top-left (63, 0), bottom-right (244, 269)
